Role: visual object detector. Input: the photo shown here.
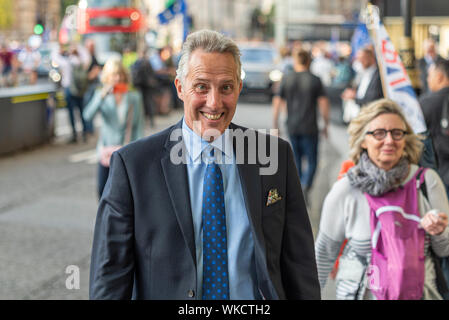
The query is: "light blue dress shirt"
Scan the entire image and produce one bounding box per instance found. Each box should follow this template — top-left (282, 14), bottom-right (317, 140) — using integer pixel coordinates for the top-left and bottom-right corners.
top-left (182, 119), bottom-right (259, 299)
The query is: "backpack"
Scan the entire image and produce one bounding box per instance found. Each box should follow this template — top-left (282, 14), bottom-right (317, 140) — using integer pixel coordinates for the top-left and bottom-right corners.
top-left (365, 168), bottom-right (427, 300)
top-left (70, 63), bottom-right (89, 97)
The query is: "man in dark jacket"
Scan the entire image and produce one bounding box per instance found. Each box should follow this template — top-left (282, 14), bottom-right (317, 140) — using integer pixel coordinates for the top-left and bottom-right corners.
top-left (341, 47), bottom-right (383, 107)
top-left (89, 30), bottom-right (320, 300)
top-left (419, 57), bottom-right (449, 299)
top-left (273, 49), bottom-right (330, 197)
top-left (131, 47), bottom-right (157, 127)
top-left (418, 39), bottom-right (443, 94)
top-left (419, 58), bottom-right (449, 196)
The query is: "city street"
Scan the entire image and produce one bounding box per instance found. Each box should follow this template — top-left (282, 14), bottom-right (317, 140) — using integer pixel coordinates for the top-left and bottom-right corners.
top-left (1, 0), bottom-right (448, 304)
top-left (0, 96), bottom-right (348, 299)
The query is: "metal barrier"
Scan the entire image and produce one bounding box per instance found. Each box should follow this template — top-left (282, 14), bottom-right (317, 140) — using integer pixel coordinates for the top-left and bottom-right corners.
top-left (0, 83), bottom-right (57, 155)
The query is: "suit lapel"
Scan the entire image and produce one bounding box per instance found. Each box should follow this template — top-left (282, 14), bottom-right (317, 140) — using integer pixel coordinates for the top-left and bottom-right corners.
top-left (161, 121), bottom-right (196, 266)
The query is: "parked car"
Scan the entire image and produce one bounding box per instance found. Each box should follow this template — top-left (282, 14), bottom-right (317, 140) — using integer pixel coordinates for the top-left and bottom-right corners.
top-left (238, 42), bottom-right (282, 101)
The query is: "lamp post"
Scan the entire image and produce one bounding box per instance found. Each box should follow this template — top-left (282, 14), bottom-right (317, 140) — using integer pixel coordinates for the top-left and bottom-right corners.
top-left (399, 0), bottom-right (419, 90)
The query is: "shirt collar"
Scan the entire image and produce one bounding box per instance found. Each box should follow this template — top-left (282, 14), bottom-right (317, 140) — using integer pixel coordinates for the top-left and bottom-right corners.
top-left (425, 54), bottom-right (435, 65)
top-left (362, 65), bottom-right (376, 76)
top-left (181, 118), bottom-right (234, 163)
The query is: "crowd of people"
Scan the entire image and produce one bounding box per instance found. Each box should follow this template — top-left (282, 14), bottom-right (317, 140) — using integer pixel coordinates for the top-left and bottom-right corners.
top-left (47, 39), bottom-right (183, 146)
top-left (0, 41), bottom-right (43, 87)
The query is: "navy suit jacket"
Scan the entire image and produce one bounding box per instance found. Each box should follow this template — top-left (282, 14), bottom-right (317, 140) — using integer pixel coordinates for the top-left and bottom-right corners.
top-left (89, 120), bottom-right (320, 300)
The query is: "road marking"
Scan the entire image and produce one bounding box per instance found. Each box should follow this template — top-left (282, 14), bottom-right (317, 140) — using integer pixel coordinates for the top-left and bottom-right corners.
top-left (68, 149), bottom-right (97, 164)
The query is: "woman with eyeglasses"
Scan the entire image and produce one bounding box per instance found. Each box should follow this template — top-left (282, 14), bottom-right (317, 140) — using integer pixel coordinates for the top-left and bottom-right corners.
top-left (315, 99), bottom-right (449, 300)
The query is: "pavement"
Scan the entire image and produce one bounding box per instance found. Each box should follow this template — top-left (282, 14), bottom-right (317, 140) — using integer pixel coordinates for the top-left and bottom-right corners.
top-left (0, 98), bottom-right (349, 299)
top-left (0, 107), bottom-right (184, 300)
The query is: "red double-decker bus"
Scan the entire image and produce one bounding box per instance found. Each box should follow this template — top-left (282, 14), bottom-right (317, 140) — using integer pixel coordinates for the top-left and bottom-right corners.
top-left (73, 0), bottom-right (145, 64)
top-left (77, 6), bottom-right (144, 34)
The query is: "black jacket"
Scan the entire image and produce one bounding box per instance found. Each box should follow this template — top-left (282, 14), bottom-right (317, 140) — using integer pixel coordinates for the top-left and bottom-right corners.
top-left (419, 86), bottom-right (449, 185)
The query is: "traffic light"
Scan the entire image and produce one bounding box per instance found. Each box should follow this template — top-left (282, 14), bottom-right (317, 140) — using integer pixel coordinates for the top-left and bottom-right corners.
top-left (165, 0), bottom-right (176, 8)
top-left (34, 16), bottom-right (44, 35)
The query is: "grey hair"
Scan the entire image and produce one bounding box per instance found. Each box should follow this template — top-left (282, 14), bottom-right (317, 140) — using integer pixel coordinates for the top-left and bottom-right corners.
top-left (348, 98), bottom-right (424, 165)
top-left (175, 29), bottom-right (241, 84)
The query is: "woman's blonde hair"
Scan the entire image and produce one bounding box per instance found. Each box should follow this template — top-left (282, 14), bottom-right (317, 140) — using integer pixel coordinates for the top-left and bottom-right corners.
top-left (348, 98), bottom-right (424, 165)
top-left (100, 56), bottom-right (129, 85)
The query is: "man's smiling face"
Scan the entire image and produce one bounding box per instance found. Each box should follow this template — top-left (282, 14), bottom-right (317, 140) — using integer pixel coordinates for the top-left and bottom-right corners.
top-left (175, 49), bottom-right (242, 140)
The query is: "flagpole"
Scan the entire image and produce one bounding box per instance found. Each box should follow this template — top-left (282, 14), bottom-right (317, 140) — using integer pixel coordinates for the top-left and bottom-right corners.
top-left (366, 3), bottom-right (389, 99)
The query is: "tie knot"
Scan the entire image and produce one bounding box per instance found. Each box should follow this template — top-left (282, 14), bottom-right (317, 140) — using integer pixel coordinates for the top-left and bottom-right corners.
top-left (203, 146), bottom-right (218, 165)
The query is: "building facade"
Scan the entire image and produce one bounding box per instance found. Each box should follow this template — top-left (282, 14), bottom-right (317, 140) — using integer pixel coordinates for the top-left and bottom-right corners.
top-left (0, 0), bottom-right (60, 43)
top-left (141, 0), bottom-right (268, 51)
top-left (274, 0), bottom-right (363, 47)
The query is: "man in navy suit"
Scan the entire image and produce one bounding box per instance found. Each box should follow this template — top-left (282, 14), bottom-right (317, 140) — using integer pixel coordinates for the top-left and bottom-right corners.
top-left (89, 30), bottom-right (320, 300)
top-left (341, 47), bottom-right (383, 108)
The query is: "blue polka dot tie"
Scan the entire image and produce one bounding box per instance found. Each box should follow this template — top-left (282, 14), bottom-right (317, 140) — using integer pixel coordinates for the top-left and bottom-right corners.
top-left (202, 149), bottom-right (230, 300)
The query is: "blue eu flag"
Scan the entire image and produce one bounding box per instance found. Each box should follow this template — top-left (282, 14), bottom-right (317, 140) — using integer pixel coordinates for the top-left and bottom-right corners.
top-left (351, 23), bottom-right (372, 58)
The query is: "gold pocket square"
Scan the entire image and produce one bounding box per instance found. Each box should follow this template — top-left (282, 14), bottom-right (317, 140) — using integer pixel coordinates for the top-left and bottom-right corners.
top-left (266, 188), bottom-right (282, 206)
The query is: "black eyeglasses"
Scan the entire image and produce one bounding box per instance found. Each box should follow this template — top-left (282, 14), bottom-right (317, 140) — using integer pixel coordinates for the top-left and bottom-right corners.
top-left (366, 129), bottom-right (408, 141)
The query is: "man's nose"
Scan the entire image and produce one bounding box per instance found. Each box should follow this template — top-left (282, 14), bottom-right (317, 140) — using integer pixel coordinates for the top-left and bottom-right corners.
top-left (206, 88), bottom-right (222, 109)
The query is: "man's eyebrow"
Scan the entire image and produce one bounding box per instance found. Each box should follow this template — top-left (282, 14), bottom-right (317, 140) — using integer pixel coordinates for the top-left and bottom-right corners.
top-left (192, 78), bottom-right (236, 84)
top-left (192, 78), bottom-right (210, 83)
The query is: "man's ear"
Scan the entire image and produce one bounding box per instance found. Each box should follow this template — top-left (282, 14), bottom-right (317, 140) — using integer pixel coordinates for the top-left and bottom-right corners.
top-left (238, 80), bottom-right (243, 94)
top-left (174, 78), bottom-right (184, 101)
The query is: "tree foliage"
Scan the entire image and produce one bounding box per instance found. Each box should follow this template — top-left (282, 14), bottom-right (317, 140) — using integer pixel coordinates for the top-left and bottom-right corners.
top-left (0, 0), bottom-right (14, 30)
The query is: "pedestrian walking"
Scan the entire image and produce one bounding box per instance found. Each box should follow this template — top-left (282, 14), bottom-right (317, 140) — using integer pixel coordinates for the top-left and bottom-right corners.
top-left (419, 58), bottom-right (449, 294)
top-left (310, 45), bottom-right (335, 87)
top-left (273, 49), bottom-right (330, 200)
top-left (419, 58), bottom-right (449, 196)
top-left (83, 38), bottom-right (102, 134)
top-left (332, 55), bottom-right (355, 89)
top-left (83, 56), bottom-right (144, 199)
top-left (52, 43), bottom-right (91, 143)
top-left (131, 47), bottom-right (157, 127)
top-left (341, 47), bottom-right (383, 122)
top-left (89, 29), bottom-right (320, 300)
top-left (17, 44), bottom-right (40, 85)
top-left (315, 99), bottom-right (449, 300)
top-left (149, 47), bottom-right (174, 115)
top-left (418, 39), bottom-right (443, 95)
top-left (0, 42), bottom-right (16, 87)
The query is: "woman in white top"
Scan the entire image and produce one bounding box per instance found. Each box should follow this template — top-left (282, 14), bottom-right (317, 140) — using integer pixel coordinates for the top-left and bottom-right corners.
top-left (315, 98), bottom-right (449, 299)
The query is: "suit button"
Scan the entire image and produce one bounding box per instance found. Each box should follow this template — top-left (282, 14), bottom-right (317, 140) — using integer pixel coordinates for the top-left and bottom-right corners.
top-left (188, 290), bottom-right (195, 298)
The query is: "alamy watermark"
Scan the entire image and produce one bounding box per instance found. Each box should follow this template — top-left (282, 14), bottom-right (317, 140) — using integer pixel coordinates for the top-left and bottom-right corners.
top-left (169, 121), bottom-right (280, 175)
top-left (65, 265), bottom-right (80, 290)
top-left (366, 264), bottom-right (380, 291)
